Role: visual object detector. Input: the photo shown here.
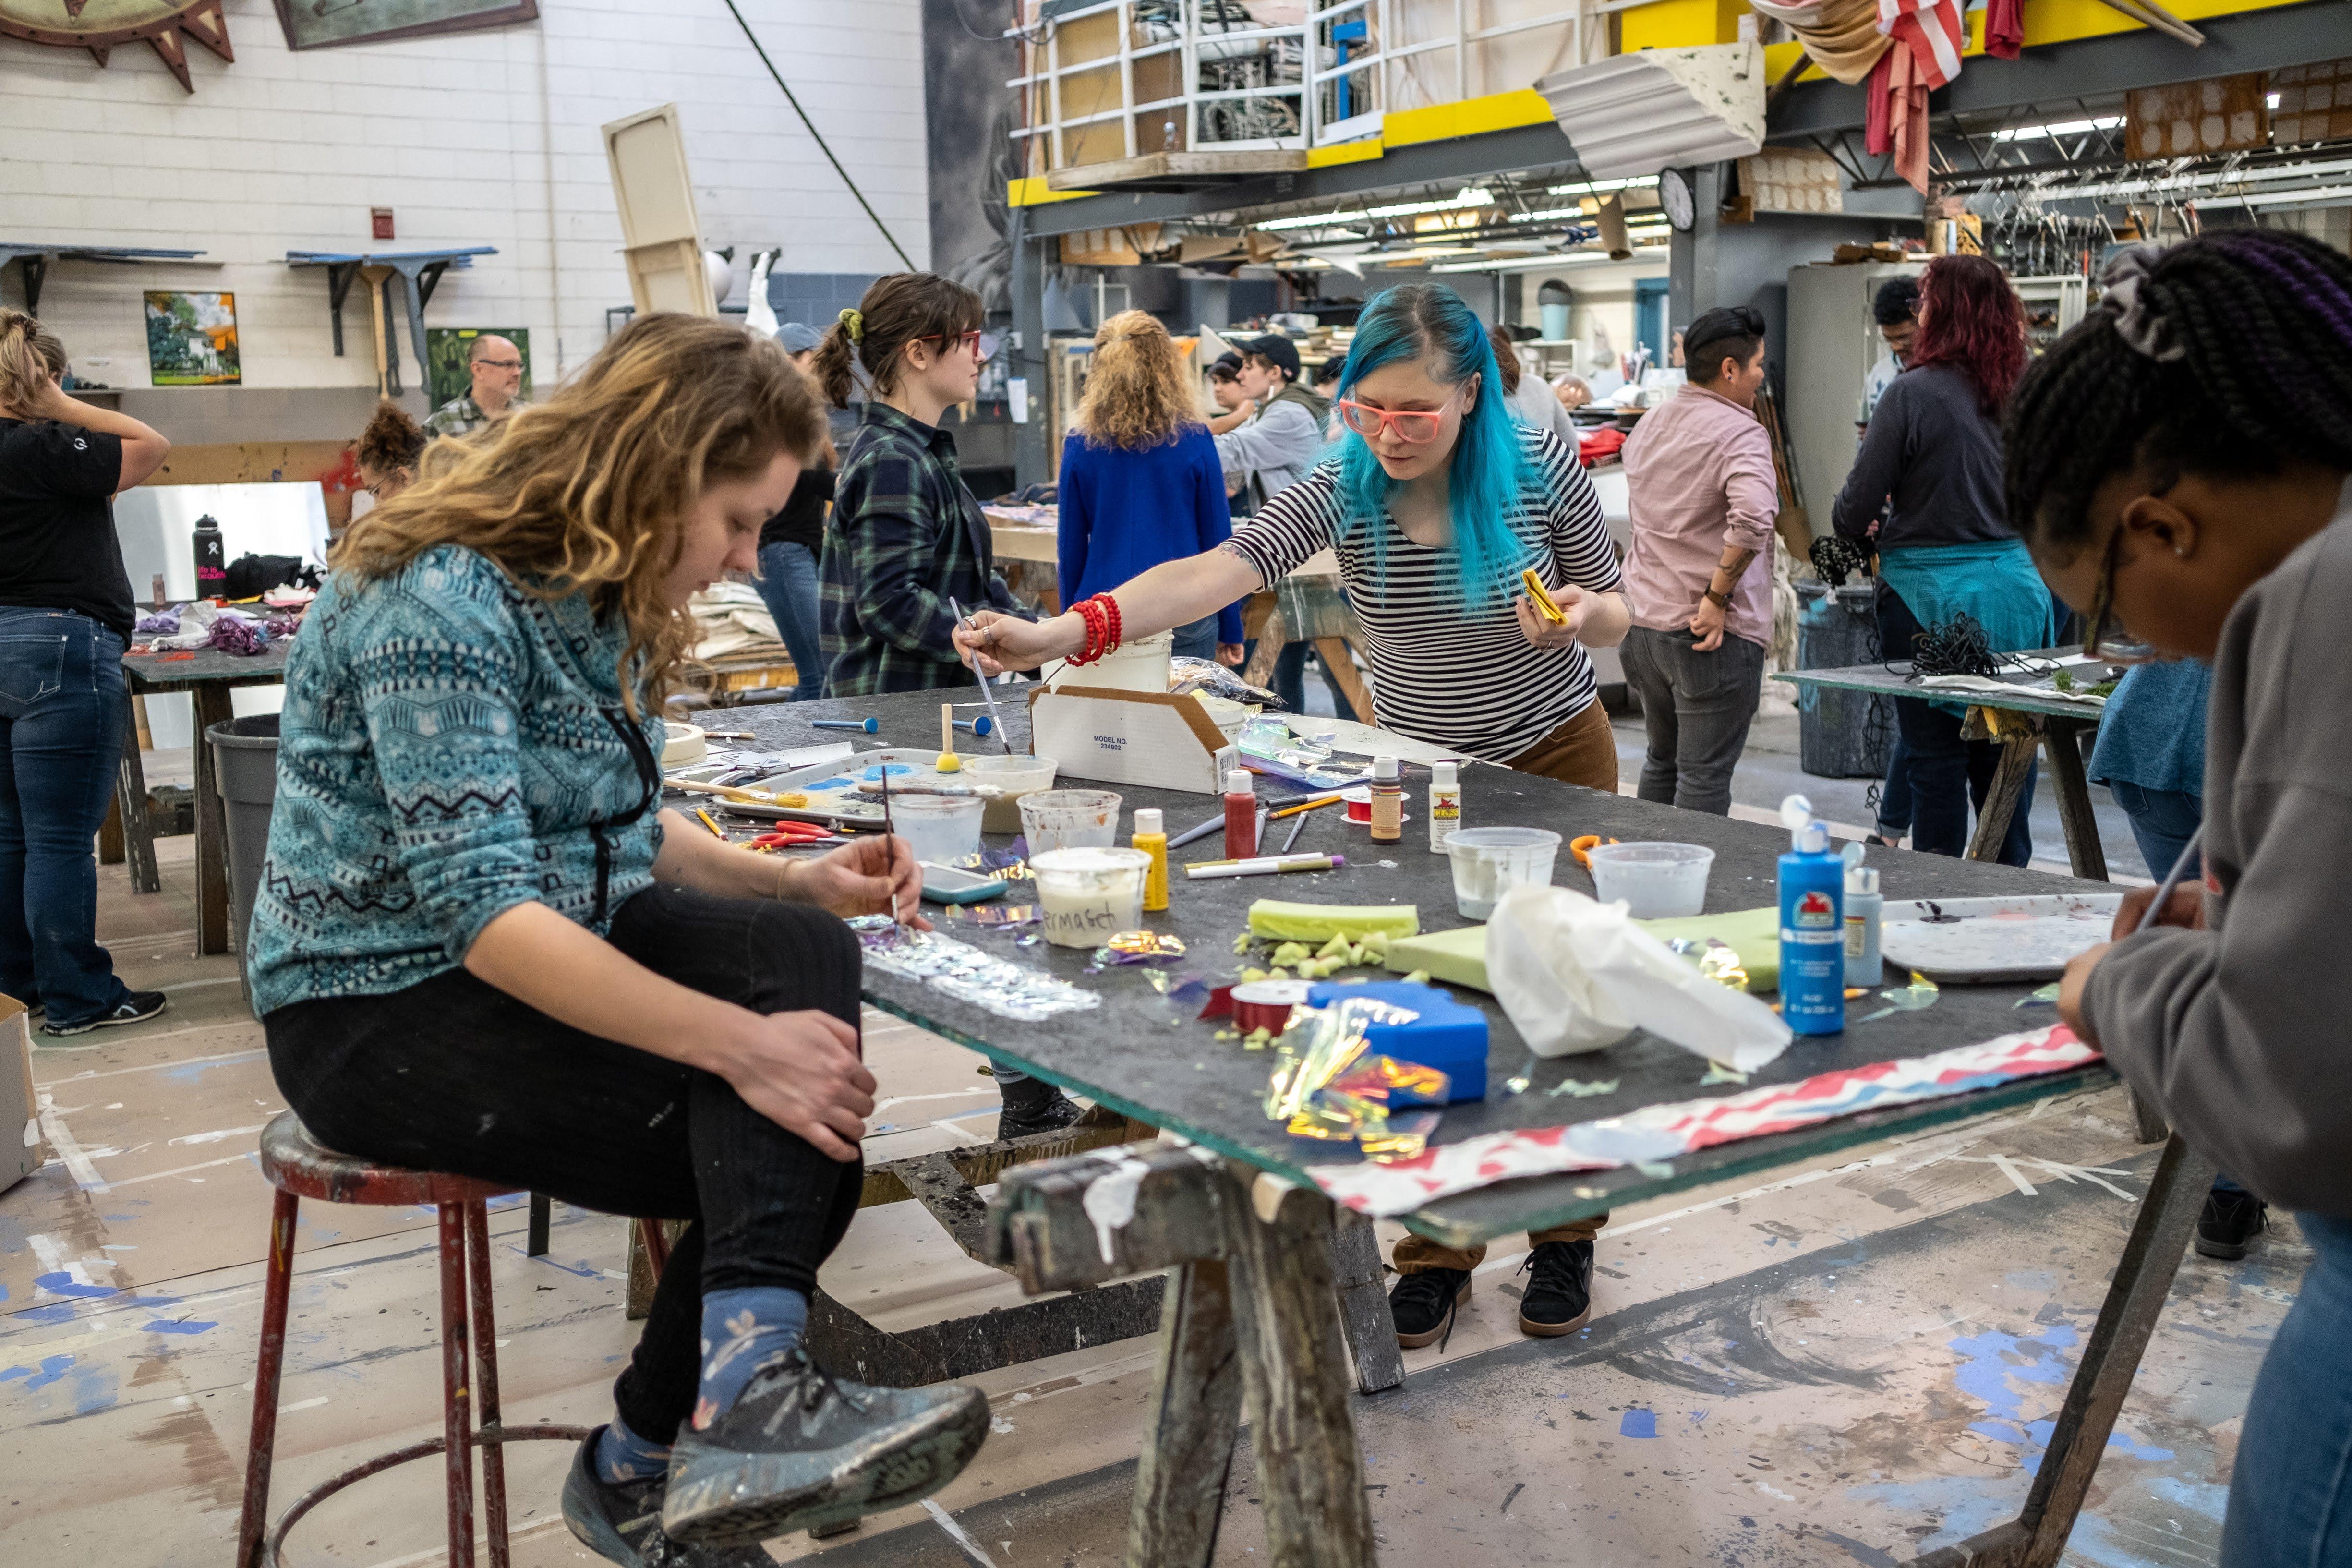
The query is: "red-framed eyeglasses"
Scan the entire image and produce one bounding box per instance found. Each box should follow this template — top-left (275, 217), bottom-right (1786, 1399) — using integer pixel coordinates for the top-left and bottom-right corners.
top-left (917, 330), bottom-right (985, 359)
top-left (1335, 385), bottom-right (1465, 444)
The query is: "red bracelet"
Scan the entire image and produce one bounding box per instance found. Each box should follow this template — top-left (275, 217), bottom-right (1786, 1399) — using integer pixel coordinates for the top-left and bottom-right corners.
top-left (1099, 593), bottom-right (1122, 656)
top-left (1069, 597), bottom-right (1107, 665)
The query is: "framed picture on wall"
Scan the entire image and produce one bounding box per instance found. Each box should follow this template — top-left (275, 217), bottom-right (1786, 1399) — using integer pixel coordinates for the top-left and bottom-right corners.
top-left (144, 291), bottom-right (241, 386)
top-left (271, 0), bottom-right (537, 51)
top-left (424, 328), bottom-right (531, 410)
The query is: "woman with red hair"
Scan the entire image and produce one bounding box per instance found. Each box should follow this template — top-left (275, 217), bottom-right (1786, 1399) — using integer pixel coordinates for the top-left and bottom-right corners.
top-left (1831, 254), bottom-right (2051, 864)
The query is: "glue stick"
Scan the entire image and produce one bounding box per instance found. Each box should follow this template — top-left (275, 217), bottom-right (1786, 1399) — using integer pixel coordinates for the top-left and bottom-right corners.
top-left (1134, 808), bottom-right (1169, 912)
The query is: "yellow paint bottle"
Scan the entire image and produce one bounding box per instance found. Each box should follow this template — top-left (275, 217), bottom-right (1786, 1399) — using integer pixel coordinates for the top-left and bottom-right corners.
top-left (1133, 808), bottom-right (1170, 912)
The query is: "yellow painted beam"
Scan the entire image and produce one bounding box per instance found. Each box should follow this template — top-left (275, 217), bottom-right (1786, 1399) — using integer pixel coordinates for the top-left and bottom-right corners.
top-left (1008, 175), bottom-right (1098, 207)
top-left (1382, 88), bottom-right (1556, 148)
top-left (1306, 139), bottom-right (1387, 168)
top-left (1757, 0), bottom-right (2310, 85)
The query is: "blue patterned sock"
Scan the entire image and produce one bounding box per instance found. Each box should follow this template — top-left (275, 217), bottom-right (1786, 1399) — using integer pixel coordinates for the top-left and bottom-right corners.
top-left (692, 1286), bottom-right (810, 1430)
top-left (594, 1414), bottom-right (671, 1484)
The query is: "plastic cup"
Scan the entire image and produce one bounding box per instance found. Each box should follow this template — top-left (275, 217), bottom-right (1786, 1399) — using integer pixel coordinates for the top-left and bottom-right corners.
top-left (1585, 841), bottom-right (1714, 918)
top-left (889, 795), bottom-right (986, 865)
top-left (1029, 847), bottom-right (1151, 948)
top-left (1444, 827), bottom-right (1562, 921)
top-left (1018, 789), bottom-right (1122, 856)
top-left (963, 754), bottom-right (1059, 834)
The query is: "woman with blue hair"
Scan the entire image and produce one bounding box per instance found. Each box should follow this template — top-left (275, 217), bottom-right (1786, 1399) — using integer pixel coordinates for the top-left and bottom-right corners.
top-left (957, 282), bottom-right (1629, 1349)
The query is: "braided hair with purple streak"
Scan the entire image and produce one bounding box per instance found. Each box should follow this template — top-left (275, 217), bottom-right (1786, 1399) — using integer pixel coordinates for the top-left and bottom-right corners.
top-left (2002, 228), bottom-right (2352, 558)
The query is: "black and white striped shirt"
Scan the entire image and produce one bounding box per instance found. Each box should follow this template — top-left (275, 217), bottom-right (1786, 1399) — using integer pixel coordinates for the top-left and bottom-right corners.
top-left (1227, 426), bottom-right (1620, 764)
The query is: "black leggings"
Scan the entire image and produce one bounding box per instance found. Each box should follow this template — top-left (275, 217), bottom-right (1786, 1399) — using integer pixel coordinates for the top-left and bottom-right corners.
top-left (264, 882), bottom-right (867, 1444)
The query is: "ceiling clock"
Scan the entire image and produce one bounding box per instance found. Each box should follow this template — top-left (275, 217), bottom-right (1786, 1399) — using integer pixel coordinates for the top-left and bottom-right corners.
top-left (0, 0), bottom-right (233, 93)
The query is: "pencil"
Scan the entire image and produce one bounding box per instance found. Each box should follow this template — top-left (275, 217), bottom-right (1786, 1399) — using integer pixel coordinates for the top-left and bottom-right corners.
top-left (1267, 793), bottom-right (1344, 821)
top-left (693, 808), bottom-right (727, 839)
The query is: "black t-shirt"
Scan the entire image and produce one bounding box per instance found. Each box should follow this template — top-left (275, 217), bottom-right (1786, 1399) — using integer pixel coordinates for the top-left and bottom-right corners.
top-left (0, 419), bottom-right (134, 639)
top-left (759, 465), bottom-right (836, 554)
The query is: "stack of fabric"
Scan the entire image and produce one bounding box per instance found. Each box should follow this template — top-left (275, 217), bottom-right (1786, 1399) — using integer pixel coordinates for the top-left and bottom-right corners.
top-left (1749, 0), bottom-right (2021, 193)
top-left (688, 581), bottom-right (788, 663)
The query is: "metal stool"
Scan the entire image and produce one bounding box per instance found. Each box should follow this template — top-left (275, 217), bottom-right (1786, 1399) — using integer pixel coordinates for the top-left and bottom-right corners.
top-left (235, 1111), bottom-right (591, 1568)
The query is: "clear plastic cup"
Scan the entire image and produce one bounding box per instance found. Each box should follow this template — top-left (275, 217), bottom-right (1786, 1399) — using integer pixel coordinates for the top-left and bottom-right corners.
top-left (1018, 789), bottom-right (1122, 856)
top-left (1029, 847), bottom-right (1151, 948)
top-left (890, 794), bottom-right (986, 865)
top-left (963, 754), bottom-right (1059, 834)
top-left (1585, 841), bottom-right (1714, 918)
top-left (1444, 827), bottom-right (1562, 921)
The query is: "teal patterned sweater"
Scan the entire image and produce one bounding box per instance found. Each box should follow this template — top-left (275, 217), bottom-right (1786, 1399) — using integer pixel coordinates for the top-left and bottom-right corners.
top-left (248, 545), bottom-right (667, 1016)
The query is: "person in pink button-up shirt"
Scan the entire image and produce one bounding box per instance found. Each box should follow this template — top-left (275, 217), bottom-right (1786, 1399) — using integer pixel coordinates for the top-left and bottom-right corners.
top-left (1616, 305), bottom-right (1781, 814)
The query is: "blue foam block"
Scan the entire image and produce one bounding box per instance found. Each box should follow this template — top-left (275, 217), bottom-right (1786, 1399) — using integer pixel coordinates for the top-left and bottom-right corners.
top-left (1306, 980), bottom-right (1489, 1104)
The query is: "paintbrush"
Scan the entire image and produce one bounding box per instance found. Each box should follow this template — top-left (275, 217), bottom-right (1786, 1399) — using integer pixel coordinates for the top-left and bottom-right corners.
top-left (1279, 807), bottom-right (1310, 855)
top-left (668, 778), bottom-right (809, 808)
top-left (949, 595), bottom-right (1014, 755)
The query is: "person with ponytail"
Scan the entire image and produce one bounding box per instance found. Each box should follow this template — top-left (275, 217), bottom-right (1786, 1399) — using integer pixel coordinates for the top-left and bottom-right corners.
top-left (0, 308), bottom-right (172, 1037)
top-left (1057, 311), bottom-right (1244, 665)
top-left (2011, 230), bottom-right (2352, 1568)
top-left (958, 282), bottom-right (1630, 1351)
top-left (810, 272), bottom-right (1025, 700)
top-left (251, 314), bottom-right (987, 1561)
top-left (1831, 253), bottom-right (2049, 866)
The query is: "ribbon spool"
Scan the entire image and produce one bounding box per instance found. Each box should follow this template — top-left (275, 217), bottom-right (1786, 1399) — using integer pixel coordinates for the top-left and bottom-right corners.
top-left (1231, 978), bottom-right (1315, 1034)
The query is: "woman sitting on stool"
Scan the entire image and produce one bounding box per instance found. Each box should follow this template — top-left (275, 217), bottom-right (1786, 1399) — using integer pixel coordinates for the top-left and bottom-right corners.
top-left (247, 314), bottom-right (987, 1565)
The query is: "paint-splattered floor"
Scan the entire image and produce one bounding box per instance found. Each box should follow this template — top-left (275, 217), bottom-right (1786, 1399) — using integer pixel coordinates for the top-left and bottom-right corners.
top-left (2, 833), bottom-right (2294, 1567)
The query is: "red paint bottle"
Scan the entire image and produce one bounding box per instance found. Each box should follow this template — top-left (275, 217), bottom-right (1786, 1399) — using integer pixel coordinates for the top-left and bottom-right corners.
top-left (1223, 769), bottom-right (1257, 860)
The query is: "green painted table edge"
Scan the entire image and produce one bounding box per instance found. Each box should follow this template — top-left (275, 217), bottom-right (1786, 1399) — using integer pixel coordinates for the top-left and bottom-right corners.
top-left (1774, 663), bottom-right (2111, 725)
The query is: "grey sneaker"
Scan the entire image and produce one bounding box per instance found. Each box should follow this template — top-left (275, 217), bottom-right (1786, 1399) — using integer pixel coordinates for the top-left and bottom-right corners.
top-left (660, 1349), bottom-right (989, 1545)
top-left (561, 1427), bottom-right (772, 1568)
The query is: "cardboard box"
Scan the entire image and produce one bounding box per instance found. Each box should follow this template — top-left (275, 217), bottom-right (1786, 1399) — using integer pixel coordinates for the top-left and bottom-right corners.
top-left (1027, 685), bottom-right (1240, 796)
top-left (0, 995), bottom-right (37, 1196)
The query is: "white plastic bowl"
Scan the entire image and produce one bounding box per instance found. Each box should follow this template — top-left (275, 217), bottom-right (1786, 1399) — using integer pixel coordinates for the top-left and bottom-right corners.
top-left (1584, 841), bottom-right (1714, 918)
top-left (1444, 827), bottom-right (1562, 921)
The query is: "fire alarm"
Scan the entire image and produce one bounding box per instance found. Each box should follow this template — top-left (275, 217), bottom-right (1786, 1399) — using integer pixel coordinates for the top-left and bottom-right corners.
top-left (371, 207), bottom-right (395, 241)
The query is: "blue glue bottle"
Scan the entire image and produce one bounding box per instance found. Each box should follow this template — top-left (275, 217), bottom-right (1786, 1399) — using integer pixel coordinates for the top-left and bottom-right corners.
top-left (1778, 795), bottom-right (1846, 1035)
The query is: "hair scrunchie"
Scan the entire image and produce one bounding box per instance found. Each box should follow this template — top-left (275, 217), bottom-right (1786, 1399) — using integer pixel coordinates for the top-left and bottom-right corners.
top-left (2097, 246), bottom-right (2185, 363)
top-left (837, 307), bottom-right (864, 344)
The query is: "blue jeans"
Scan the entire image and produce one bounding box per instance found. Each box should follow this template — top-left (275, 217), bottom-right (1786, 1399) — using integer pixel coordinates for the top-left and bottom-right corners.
top-left (2108, 780), bottom-right (2202, 881)
top-left (1877, 585), bottom-right (2035, 866)
top-left (754, 541), bottom-right (825, 701)
top-left (0, 609), bottom-right (132, 1027)
top-left (1241, 639), bottom-right (1358, 722)
top-left (1170, 614), bottom-right (1221, 664)
top-left (1876, 733), bottom-right (1913, 837)
top-left (2223, 1211), bottom-right (2352, 1566)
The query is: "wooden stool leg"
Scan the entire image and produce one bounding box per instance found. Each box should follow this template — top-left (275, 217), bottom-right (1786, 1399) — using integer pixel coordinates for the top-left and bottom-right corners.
top-left (1331, 1210), bottom-right (1404, 1395)
top-left (235, 1190), bottom-right (300, 1568)
top-left (438, 1204), bottom-right (477, 1568)
top-left (464, 1201), bottom-right (512, 1568)
top-left (1126, 1258), bottom-right (1242, 1568)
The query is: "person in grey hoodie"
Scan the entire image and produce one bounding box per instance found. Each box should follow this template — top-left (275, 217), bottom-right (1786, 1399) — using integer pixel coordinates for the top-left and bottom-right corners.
top-left (2007, 229), bottom-right (2352, 1568)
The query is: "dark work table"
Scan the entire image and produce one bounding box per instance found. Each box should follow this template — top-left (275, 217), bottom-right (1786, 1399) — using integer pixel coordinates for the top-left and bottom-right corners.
top-left (689, 684), bottom-right (2111, 1250)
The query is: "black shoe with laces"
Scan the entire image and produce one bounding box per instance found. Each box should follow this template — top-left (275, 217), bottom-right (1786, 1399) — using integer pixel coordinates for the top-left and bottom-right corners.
top-left (1517, 1240), bottom-right (1594, 1337)
top-left (1389, 1266), bottom-right (1471, 1350)
top-left (561, 1427), bottom-right (773, 1568)
top-left (2196, 1187), bottom-right (2268, 1261)
top-left (39, 990), bottom-right (164, 1038)
top-left (995, 1078), bottom-right (1084, 1140)
top-left (660, 1348), bottom-right (989, 1546)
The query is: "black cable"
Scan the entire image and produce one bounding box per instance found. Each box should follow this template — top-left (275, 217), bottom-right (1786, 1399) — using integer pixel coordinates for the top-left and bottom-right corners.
top-left (719, 0), bottom-right (916, 271)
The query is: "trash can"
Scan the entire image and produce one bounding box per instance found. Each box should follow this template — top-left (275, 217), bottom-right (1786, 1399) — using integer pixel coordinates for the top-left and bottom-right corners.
top-left (205, 715), bottom-right (280, 990)
top-left (1797, 581), bottom-right (1894, 779)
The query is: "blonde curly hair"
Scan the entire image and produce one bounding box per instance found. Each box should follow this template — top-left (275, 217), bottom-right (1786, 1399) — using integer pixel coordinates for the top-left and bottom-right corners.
top-left (336, 313), bottom-right (825, 716)
top-left (1072, 311), bottom-right (1202, 451)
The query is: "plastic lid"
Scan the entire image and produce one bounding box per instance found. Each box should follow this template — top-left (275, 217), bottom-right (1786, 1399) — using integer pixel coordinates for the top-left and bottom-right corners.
top-left (1433, 761), bottom-right (1458, 786)
top-left (1372, 754), bottom-right (1399, 781)
top-left (1793, 820), bottom-right (1831, 855)
top-left (1226, 769), bottom-right (1254, 794)
top-left (1134, 808), bottom-right (1163, 835)
top-left (1846, 864), bottom-right (1879, 894)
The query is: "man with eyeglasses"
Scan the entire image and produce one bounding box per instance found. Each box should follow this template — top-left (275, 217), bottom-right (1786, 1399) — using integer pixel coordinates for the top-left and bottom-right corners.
top-left (424, 335), bottom-right (527, 439)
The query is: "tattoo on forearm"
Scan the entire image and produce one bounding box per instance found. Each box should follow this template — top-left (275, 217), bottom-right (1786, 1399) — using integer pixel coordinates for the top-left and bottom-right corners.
top-left (1716, 548), bottom-right (1758, 583)
top-left (1217, 540), bottom-right (1266, 588)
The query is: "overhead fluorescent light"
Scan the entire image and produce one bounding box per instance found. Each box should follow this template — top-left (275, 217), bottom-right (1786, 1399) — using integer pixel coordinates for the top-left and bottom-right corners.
top-left (1254, 188), bottom-right (1495, 232)
top-left (2196, 181), bottom-right (2352, 208)
top-left (1429, 246), bottom-right (1670, 274)
top-left (1993, 115), bottom-right (2123, 141)
top-left (1543, 176), bottom-right (1657, 197)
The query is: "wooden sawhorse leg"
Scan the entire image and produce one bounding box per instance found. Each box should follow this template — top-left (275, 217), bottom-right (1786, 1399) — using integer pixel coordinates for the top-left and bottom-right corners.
top-left (191, 685), bottom-right (236, 953)
top-left (112, 698), bottom-right (161, 895)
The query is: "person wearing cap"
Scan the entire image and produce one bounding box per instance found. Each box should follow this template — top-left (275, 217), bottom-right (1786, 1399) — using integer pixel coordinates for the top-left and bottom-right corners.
top-left (1616, 304), bottom-right (1778, 815)
top-left (1212, 334), bottom-right (1330, 510)
top-left (775, 320), bottom-right (824, 371)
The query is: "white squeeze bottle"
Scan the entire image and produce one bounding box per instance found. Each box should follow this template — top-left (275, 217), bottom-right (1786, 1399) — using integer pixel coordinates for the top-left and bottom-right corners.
top-left (1842, 840), bottom-right (1884, 987)
top-left (1429, 760), bottom-right (1461, 853)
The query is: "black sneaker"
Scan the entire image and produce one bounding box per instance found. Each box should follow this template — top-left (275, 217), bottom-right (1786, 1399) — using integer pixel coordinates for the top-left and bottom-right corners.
top-left (1389, 1267), bottom-right (1471, 1350)
top-left (1517, 1240), bottom-right (1594, 1337)
top-left (39, 990), bottom-right (165, 1038)
top-left (561, 1427), bottom-right (772, 1568)
top-left (995, 1079), bottom-right (1084, 1140)
top-left (660, 1348), bottom-right (989, 1545)
top-left (2196, 1187), bottom-right (2268, 1261)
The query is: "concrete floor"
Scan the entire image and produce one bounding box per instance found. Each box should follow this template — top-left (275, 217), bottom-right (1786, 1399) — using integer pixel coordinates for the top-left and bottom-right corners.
top-left (1, 736), bottom-right (2278, 1568)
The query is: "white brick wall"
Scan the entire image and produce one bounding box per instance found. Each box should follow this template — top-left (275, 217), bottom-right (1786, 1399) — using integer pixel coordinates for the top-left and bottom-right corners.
top-left (0, 0), bottom-right (929, 400)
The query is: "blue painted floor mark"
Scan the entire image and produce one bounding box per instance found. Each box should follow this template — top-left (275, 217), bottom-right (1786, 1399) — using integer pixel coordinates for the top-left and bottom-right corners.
top-left (1620, 1407), bottom-right (1659, 1439)
top-left (144, 1319), bottom-right (217, 1335)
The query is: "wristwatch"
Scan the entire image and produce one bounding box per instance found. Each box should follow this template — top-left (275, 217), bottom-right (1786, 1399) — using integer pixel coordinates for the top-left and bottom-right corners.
top-left (1703, 587), bottom-right (1732, 609)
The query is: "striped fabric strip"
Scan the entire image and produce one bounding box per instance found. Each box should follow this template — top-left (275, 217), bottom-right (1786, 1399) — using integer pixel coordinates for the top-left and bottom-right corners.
top-left (1877, 0), bottom-right (1966, 88)
top-left (1224, 425), bottom-right (1622, 764)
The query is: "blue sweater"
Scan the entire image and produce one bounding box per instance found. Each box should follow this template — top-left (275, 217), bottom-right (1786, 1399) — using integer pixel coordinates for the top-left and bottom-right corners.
top-left (247, 545), bottom-right (666, 1016)
top-left (1057, 427), bottom-right (1244, 645)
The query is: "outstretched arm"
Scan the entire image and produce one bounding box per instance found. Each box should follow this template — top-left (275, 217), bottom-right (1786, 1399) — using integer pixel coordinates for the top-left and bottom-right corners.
top-left (957, 544), bottom-right (1263, 673)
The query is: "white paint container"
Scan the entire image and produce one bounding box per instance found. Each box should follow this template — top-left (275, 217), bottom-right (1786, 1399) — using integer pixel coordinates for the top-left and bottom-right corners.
top-left (1030, 847), bottom-right (1151, 948)
top-left (1018, 789), bottom-right (1122, 856)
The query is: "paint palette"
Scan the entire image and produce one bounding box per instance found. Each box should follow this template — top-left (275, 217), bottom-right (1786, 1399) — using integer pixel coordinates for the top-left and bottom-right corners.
top-left (1879, 894), bottom-right (2123, 983)
top-left (666, 748), bottom-right (998, 829)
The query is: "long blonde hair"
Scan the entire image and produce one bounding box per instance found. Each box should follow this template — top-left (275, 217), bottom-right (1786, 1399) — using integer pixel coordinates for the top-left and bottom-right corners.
top-left (0, 308), bottom-right (68, 415)
top-left (1073, 311), bottom-right (1201, 451)
top-left (337, 313), bottom-right (825, 714)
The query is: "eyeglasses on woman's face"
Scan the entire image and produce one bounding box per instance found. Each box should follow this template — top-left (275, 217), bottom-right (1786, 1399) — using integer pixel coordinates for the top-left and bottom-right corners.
top-left (916, 331), bottom-right (985, 361)
top-left (1335, 385), bottom-right (1466, 444)
top-left (2082, 516), bottom-right (2159, 665)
